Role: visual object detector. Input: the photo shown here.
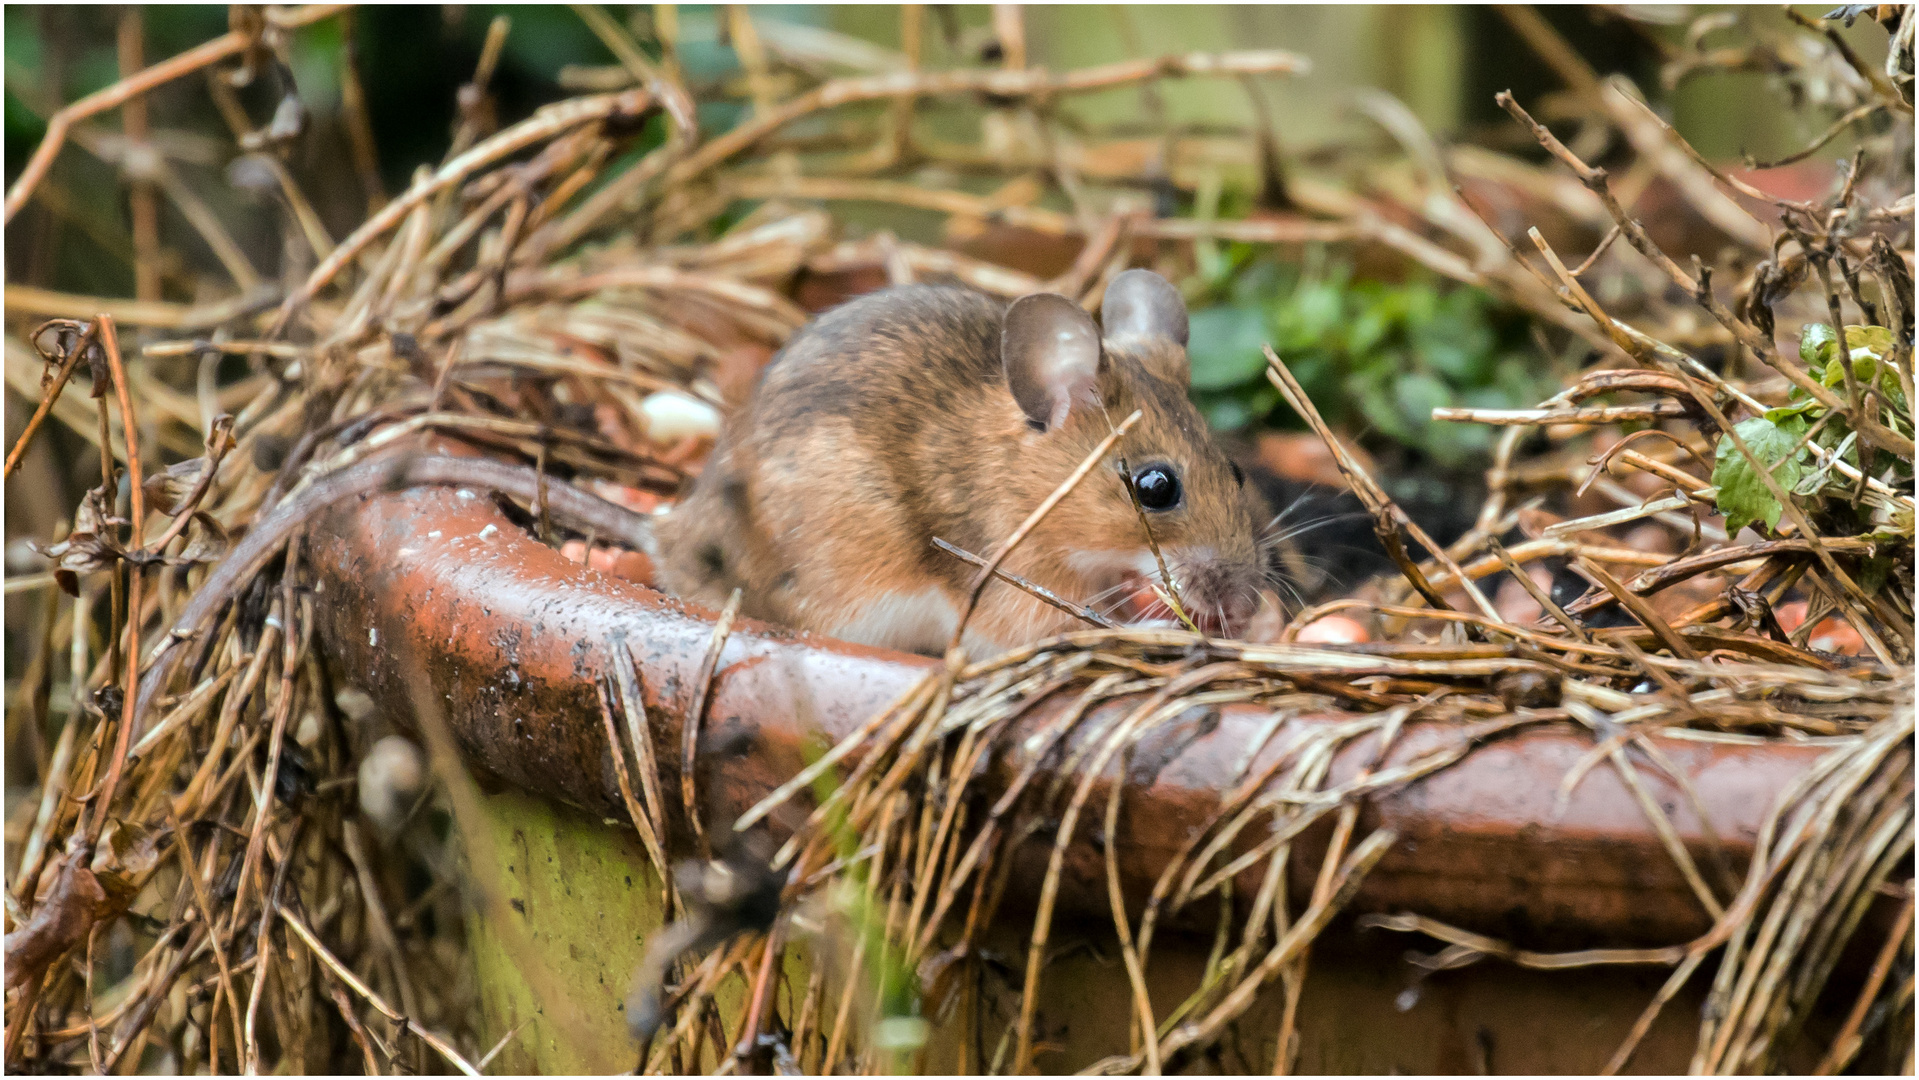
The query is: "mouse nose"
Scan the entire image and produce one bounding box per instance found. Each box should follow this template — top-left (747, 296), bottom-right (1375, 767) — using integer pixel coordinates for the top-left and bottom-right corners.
top-left (1193, 590), bottom-right (1258, 637)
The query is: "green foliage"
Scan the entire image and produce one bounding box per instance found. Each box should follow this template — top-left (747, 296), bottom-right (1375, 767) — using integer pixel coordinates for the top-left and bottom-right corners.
top-left (1188, 255), bottom-right (1557, 468)
top-left (1713, 322), bottom-right (1914, 541)
top-left (1712, 415), bottom-right (1809, 536)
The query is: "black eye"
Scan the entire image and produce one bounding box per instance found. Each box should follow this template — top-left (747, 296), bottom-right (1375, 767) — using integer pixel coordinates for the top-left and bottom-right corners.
top-left (1230, 461), bottom-right (1246, 487)
top-left (1131, 464), bottom-right (1181, 511)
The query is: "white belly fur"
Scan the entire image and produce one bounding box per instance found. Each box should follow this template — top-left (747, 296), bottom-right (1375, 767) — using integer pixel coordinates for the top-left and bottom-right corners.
top-left (829, 587), bottom-right (962, 654)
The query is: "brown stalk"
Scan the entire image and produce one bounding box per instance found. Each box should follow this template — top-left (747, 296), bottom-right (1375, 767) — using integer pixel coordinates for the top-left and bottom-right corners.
top-left (340, 820), bottom-right (421, 1029)
top-left (172, 831), bottom-right (246, 1062)
top-left (730, 930), bottom-right (784, 1066)
top-left (5, 320), bottom-right (98, 478)
top-left (1153, 828), bottom-right (1396, 1065)
top-left (82, 317), bottom-right (146, 854)
top-left (683, 587), bottom-right (743, 859)
top-left (599, 671), bottom-right (669, 892)
top-left (117, 9), bottom-right (160, 302)
top-left (1749, 103), bottom-right (1883, 170)
top-left (932, 537), bottom-right (1114, 628)
top-left (1575, 557), bottom-right (1700, 661)
top-left (275, 89), bottom-right (658, 330)
top-left (1265, 347), bottom-right (1502, 624)
top-left (1431, 402), bottom-right (1691, 425)
top-left (570, 3), bottom-right (697, 136)
top-left (664, 48), bottom-right (1307, 190)
top-left (1010, 665), bottom-right (1238, 1073)
top-left (278, 909), bottom-right (478, 1075)
top-left (1361, 913), bottom-right (1685, 969)
top-left (336, 11), bottom-right (386, 215)
top-left (610, 637), bottom-right (680, 917)
top-left (2, 5), bottom-right (351, 224)
top-left (222, 537), bottom-right (304, 972)
top-left (1488, 538), bottom-right (1591, 642)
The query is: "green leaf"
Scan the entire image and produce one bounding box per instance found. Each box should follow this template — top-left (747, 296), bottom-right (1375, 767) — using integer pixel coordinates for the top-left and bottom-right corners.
top-left (1712, 416), bottom-right (1810, 537)
top-left (1410, 311), bottom-right (1495, 382)
top-left (1393, 371), bottom-right (1453, 447)
top-left (1273, 282), bottom-right (1347, 353)
top-left (1199, 384), bottom-right (1279, 431)
top-left (1765, 399), bottom-right (1822, 425)
top-left (1808, 326), bottom-right (1912, 421)
top-left (1799, 323), bottom-right (1837, 373)
top-left (1845, 325), bottom-right (1895, 360)
top-left (1186, 305), bottom-right (1275, 390)
top-left (1857, 553), bottom-right (1893, 596)
top-left (1352, 368), bottom-right (1414, 443)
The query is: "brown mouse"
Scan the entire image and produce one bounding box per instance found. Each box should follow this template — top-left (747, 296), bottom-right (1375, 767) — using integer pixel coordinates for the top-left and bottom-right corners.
top-left (651, 269), bottom-right (1272, 656)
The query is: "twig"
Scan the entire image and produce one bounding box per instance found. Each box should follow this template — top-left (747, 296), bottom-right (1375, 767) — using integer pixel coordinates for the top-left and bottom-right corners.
top-left (570, 3), bottom-right (697, 136)
top-left (684, 588), bottom-right (743, 858)
top-left (597, 676), bottom-right (668, 885)
top-left (932, 537), bottom-right (1114, 628)
top-left (1813, 892), bottom-right (1915, 1075)
top-left (1265, 347), bottom-right (1503, 625)
top-left (663, 49), bottom-right (1309, 190)
top-left (5, 320), bottom-right (98, 478)
top-left (1575, 557), bottom-right (1700, 661)
top-left (279, 909), bottom-right (480, 1076)
top-left (1432, 402), bottom-right (1691, 425)
top-left (3, 282), bottom-right (279, 330)
top-left (337, 10), bottom-right (386, 215)
top-left (1488, 538), bottom-right (1591, 643)
top-left (1361, 912), bottom-right (1685, 968)
top-left (1569, 224), bottom-right (1621, 276)
top-left (1747, 103), bottom-right (1882, 170)
top-left (275, 89), bottom-right (659, 329)
top-left (2, 5), bottom-right (351, 223)
top-left (84, 316), bottom-right (146, 848)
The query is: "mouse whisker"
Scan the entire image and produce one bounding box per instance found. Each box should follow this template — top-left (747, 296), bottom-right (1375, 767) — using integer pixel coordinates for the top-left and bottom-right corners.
top-left (1259, 511), bottom-right (1364, 548)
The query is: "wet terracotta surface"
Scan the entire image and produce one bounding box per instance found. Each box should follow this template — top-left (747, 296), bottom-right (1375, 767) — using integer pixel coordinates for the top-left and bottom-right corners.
top-left (305, 470), bottom-right (1846, 949)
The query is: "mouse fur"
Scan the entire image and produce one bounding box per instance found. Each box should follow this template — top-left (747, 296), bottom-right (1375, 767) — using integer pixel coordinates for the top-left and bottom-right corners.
top-left (653, 274), bottom-right (1269, 656)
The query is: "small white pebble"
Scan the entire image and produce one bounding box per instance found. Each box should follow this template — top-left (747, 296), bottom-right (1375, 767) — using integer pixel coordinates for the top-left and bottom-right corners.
top-left (479, 524), bottom-right (499, 540)
top-left (640, 391), bottom-right (721, 444)
top-left (359, 736), bottom-right (425, 835)
top-left (369, 627), bottom-right (379, 646)
top-left (335, 687), bottom-right (376, 721)
top-left (427, 530), bottom-right (442, 539)
top-left (295, 710), bottom-right (324, 748)
top-left (457, 489), bottom-right (476, 500)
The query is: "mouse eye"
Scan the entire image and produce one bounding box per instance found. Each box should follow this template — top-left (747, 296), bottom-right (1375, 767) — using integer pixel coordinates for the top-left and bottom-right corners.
top-left (1131, 464), bottom-right (1182, 511)
top-left (1230, 461), bottom-right (1246, 487)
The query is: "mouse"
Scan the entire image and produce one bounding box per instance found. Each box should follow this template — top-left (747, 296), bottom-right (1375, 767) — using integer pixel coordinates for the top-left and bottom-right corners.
top-left (650, 269), bottom-right (1274, 656)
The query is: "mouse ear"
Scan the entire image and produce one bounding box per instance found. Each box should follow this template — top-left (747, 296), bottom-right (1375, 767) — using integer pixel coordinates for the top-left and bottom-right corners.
top-left (1101, 269), bottom-right (1188, 347)
top-left (1002, 293), bottom-right (1104, 432)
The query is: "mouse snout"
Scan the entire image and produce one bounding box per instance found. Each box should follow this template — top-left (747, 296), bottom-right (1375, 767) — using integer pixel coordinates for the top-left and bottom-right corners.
top-left (1181, 558), bottom-right (1262, 637)
top-left (1116, 550), bottom-right (1263, 638)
